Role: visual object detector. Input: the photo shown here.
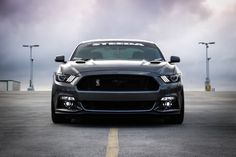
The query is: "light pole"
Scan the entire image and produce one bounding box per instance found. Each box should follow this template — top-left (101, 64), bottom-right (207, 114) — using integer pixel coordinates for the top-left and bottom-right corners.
top-left (199, 42), bottom-right (215, 91)
top-left (23, 44), bottom-right (39, 91)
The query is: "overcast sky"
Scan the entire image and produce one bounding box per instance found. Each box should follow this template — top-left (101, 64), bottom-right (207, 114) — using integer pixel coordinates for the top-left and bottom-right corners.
top-left (0, 0), bottom-right (235, 91)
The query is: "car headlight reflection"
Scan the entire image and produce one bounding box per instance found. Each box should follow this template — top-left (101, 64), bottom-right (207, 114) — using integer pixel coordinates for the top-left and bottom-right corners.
top-left (55, 73), bottom-right (76, 83)
top-left (160, 74), bottom-right (180, 83)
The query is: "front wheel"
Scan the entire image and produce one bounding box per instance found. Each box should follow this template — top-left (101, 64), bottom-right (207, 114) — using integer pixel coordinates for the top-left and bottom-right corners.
top-left (51, 97), bottom-right (71, 124)
top-left (166, 91), bottom-right (184, 124)
top-left (166, 111), bottom-right (184, 124)
top-left (51, 111), bottom-right (71, 124)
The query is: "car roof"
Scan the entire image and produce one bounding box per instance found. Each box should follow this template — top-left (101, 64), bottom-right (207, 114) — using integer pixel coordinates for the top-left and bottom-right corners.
top-left (79, 39), bottom-right (156, 45)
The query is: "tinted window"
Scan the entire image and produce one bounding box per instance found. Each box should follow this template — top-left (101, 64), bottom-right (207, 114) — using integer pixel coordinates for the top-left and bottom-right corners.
top-left (71, 41), bottom-right (164, 61)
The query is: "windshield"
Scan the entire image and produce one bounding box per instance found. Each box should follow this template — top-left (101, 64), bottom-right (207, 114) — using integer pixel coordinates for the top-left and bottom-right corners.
top-left (71, 41), bottom-right (165, 61)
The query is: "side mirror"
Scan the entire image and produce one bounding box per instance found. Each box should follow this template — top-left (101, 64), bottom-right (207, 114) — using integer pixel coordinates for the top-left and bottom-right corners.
top-left (55, 55), bottom-right (66, 63)
top-left (169, 56), bottom-right (180, 63)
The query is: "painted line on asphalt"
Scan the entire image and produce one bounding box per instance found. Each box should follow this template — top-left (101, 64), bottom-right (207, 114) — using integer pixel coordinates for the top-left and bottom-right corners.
top-left (106, 128), bottom-right (119, 157)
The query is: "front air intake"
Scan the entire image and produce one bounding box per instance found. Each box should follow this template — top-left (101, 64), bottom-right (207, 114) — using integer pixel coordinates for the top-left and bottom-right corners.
top-left (81, 101), bottom-right (155, 111)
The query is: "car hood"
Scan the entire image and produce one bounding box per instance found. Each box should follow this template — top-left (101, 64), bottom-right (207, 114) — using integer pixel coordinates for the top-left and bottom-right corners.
top-left (58, 60), bottom-right (178, 76)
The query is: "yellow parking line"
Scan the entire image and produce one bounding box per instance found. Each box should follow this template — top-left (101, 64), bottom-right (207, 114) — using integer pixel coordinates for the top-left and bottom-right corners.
top-left (106, 128), bottom-right (119, 157)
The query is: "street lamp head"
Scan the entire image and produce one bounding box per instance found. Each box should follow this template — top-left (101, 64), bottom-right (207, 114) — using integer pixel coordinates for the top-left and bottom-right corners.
top-left (32, 45), bottom-right (40, 47)
top-left (198, 42), bottom-right (206, 45)
top-left (23, 44), bottom-right (40, 47)
top-left (199, 42), bottom-right (215, 46)
top-left (208, 42), bottom-right (215, 44)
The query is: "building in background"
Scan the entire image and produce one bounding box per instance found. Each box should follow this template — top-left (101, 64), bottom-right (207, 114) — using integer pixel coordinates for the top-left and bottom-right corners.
top-left (0, 80), bottom-right (21, 91)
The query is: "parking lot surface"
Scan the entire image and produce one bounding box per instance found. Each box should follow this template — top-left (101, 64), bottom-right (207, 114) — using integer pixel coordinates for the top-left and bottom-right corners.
top-left (0, 91), bottom-right (236, 157)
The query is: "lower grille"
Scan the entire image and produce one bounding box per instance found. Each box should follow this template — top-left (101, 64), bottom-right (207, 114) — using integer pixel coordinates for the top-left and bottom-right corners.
top-left (77, 75), bottom-right (159, 91)
top-left (81, 101), bottom-right (155, 111)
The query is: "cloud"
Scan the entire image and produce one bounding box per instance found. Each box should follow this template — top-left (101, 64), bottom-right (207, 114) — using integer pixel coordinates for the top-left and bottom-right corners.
top-left (0, 0), bottom-right (235, 90)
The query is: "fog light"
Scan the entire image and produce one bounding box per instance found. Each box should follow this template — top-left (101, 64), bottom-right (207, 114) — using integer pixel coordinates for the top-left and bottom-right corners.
top-left (60, 96), bottom-right (76, 109)
top-left (68, 97), bottom-right (75, 101)
top-left (64, 101), bottom-right (74, 108)
top-left (161, 96), bottom-right (175, 109)
top-left (161, 97), bottom-right (175, 101)
top-left (162, 101), bottom-right (172, 108)
top-left (61, 96), bottom-right (68, 100)
top-left (60, 96), bottom-right (75, 101)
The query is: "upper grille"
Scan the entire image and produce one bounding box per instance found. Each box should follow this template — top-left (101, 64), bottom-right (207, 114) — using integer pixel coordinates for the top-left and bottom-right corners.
top-left (77, 74), bottom-right (159, 91)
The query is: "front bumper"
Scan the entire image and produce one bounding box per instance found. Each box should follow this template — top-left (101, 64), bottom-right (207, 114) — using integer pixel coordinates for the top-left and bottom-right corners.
top-left (52, 75), bottom-right (184, 116)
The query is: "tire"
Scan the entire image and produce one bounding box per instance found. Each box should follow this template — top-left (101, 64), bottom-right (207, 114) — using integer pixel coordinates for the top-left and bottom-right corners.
top-left (51, 111), bottom-right (71, 124)
top-left (166, 110), bottom-right (184, 124)
top-left (166, 91), bottom-right (184, 124)
top-left (51, 97), bottom-right (71, 124)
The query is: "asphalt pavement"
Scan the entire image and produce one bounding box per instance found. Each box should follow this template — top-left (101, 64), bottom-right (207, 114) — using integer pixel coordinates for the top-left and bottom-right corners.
top-left (0, 91), bottom-right (236, 157)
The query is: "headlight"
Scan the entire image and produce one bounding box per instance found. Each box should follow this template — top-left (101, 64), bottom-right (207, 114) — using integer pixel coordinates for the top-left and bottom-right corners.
top-left (160, 74), bottom-right (180, 83)
top-left (55, 73), bottom-right (76, 83)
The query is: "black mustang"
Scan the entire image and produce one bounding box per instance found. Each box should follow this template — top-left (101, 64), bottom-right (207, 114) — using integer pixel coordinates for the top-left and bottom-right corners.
top-left (51, 39), bottom-right (184, 124)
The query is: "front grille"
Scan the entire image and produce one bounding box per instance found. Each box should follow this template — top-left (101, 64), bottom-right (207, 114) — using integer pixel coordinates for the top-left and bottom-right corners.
top-left (77, 75), bottom-right (159, 91)
top-left (81, 101), bottom-right (155, 111)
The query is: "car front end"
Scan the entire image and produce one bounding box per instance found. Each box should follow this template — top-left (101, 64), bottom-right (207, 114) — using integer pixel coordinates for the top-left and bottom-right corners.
top-left (51, 40), bottom-right (184, 124)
